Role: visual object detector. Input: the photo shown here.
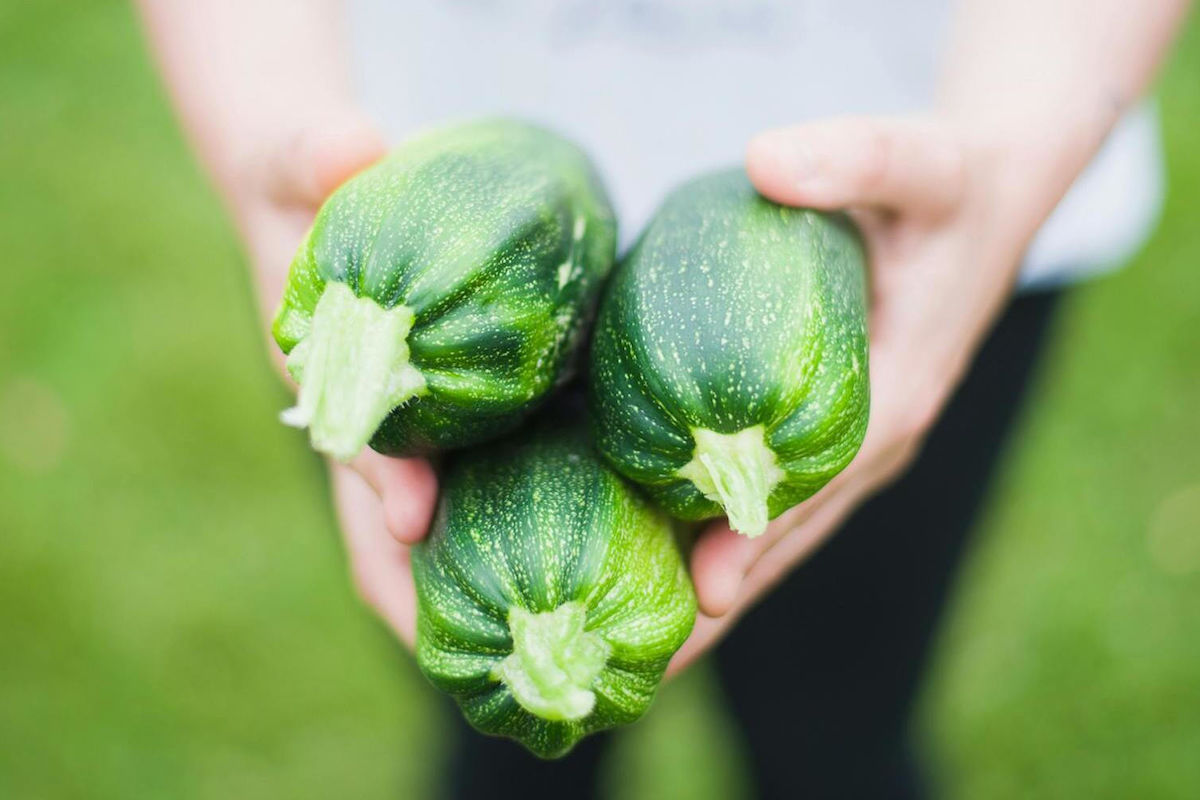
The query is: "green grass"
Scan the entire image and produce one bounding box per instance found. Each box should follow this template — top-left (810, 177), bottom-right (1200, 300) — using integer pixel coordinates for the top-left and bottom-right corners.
top-left (0, 2), bottom-right (1196, 798)
top-left (919, 14), bottom-right (1200, 799)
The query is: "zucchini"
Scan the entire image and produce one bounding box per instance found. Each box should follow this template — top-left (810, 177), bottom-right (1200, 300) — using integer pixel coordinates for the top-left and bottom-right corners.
top-left (412, 422), bottom-right (695, 758)
top-left (273, 119), bottom-right (616, 459)
top-left (589, 169), bottom-right (869, 537)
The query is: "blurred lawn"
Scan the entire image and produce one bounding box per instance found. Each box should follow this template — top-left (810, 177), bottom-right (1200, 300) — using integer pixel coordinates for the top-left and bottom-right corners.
top-left (0, 2), bottom-right (1196, 798)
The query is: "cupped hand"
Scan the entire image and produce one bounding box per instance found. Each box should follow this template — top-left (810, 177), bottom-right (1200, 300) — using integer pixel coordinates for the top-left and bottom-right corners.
top-left (669, 115), bottom-right (1045, 675)
top-left (233, 113), bottom-right (436, 645)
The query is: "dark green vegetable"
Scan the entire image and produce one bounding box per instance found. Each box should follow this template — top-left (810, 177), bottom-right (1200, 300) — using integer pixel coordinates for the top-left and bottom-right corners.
top-left (412, 424), bottom-right (695, 758)
top-left (589, 169), bottom-right (870, 537)
top-left (273, 119), bottom-right (616, 459)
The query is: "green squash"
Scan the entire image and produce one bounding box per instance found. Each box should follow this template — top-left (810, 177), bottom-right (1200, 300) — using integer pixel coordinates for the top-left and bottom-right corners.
top-left (272, 119), bottom-right (616, 460)
top-left (589, 169), bottom-right (870, 537)
top-left (412, 422), bottom-right (696, 758)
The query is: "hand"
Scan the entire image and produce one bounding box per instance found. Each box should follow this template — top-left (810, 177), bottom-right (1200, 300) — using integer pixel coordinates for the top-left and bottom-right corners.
top-left (669, 115), bottom-right (1048, 675)
top-left (231, 113), bottom-right (437, 645)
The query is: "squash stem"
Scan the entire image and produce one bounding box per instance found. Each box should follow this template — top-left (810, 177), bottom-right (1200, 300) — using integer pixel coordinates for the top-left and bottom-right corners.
top-left (677, 426), bottom-right (785, 538)
top-left (280, 282), bottom-right (426, 461)
top-left (491, 603), bottom-right (611, 722)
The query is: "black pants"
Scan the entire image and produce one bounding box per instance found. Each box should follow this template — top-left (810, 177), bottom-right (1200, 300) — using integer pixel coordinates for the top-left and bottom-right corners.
top-left (444, 291), bottom-right (1063, 800)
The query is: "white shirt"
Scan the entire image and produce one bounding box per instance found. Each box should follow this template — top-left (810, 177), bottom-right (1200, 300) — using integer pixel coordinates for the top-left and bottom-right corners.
top-left (349, 0), bottom-right (1163, 288)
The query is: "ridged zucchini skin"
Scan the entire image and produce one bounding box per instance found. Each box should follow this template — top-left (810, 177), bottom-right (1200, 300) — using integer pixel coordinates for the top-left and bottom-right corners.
top-left (588, 169), bottom-right (869, 534)
top-left (412, 424), bottom-right (696, 758)
top-left (272, 119), bottom-right (616, 457)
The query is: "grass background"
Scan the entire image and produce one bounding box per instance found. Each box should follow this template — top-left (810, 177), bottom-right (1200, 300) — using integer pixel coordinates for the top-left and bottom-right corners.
top-left (1, 2), bottom-right (1196, 797)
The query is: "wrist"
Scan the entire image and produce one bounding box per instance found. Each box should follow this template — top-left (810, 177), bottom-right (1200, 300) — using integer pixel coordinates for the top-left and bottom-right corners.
top-left (944, 97), bottom-right (1121, 244)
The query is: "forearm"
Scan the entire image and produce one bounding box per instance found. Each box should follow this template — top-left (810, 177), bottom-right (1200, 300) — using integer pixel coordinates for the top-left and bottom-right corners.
top-left (940, 0), bottom-right (1190, 237)
top-left (134, 0), bottom-right (356, 210)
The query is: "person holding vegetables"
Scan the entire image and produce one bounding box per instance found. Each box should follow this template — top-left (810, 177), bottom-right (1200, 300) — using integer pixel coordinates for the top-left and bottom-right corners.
top-left (137, 0), bottom-right (1189, 797)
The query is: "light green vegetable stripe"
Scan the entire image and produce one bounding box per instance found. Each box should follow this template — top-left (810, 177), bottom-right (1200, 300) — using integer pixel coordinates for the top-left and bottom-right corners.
top-left (412, 424), bottom-right (696, 759)
top-left (589, 169), bottom-right (870, 536)
top-left (273, 119), bottom-right (617, 458)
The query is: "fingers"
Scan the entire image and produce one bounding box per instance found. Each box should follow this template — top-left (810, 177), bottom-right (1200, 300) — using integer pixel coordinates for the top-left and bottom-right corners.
top-left (689, 521), bottom-right (757, 617)
top-left (688, 341), bottom-right (944, 622)
top-left (348, 451), bottom-right (438, 545)
top-left (671, 483), bottom-right (869, 676)
top-left (743, 487), bottom-right (862, 595)
top-left (330, 463), bottom-right (418, 646)
top-left (688, 479), bottom-right (834, 617)
top-left (746, 116), bottom-right (965, 218)
top-left (687, 345), bottom-right (942, 624)
top-left (264, 112), bottom-right (387, 209)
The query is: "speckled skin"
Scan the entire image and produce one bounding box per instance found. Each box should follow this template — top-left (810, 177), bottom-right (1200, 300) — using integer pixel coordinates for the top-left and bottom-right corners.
top-left (272, 119), bottom-right (616, 455)
top-left (412, 424), bottom-right (696, 759)
top-left (589, 169), bottom-right (870, 524)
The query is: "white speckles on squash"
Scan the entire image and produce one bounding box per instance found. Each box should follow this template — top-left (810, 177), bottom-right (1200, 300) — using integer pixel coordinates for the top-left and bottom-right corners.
top-left (589, 169), bottom-right (870, 530)
top-left (412, 427), bottom-right (695, 759)
top-left (556, 259), bottom-right (574, 289)
top-left (272, 119), bottom-right (617, 456)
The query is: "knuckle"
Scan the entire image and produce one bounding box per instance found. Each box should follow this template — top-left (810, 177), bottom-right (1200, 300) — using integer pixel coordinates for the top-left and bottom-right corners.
top-left (940, 138), bottom-right (968, 196)
top-left (886, 438), bottom-right (922, 479)
top-left (898, 390), bottom-right (943, 442)
top-left (857, 121), bottom-right (894, 192)
top-left (930, 129), bottom-right (969, 214)
top-left (872, 454), bottom-right (912, 493)
top-left (865, 432), bottom-right (924, 492)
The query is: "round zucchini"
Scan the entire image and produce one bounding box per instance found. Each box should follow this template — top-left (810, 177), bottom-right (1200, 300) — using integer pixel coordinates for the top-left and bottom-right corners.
top-left (412, 423), bottom-right (696, 758)
top-left (273, 119), bottom-right (616, 459)
top-left (589, 169), bottom-right (870, 537)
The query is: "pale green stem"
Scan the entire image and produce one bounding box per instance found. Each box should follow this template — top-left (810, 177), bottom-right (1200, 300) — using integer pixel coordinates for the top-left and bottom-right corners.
top-left (280, 282), bottom-right (426, 461)
top-left (491, 603), bottom-right (611, 722)
top-left (677, 426), bottom-right (785, 538)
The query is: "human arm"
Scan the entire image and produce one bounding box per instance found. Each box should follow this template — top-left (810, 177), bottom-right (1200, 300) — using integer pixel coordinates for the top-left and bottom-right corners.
top-left (673, 0), bottom-right (1191, 673)
top-left (135, 0), bottom-right (433, 643)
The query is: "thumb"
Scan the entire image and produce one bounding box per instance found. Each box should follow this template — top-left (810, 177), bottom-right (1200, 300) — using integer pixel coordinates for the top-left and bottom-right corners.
top-left (265, 112), bottom-right (387, 208)
top-left (689, 521), bottom-right (759, 617)
top-left (688, 480), bottom-right (840, 616)
top-left (746, 116), bottom-right (964, 218)
top-left (348, 450), bottom-right (438, 545)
